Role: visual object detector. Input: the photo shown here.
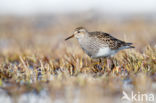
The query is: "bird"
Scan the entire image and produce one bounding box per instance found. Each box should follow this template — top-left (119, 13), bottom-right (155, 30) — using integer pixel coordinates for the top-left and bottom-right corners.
top-left (65, 27), bottom-right (134, 69)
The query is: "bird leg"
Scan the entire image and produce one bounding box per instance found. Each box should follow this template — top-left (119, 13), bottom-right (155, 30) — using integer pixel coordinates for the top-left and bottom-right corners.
top-left (107, 57), bottom-right (115, 70)
top-left (99, 58), bottom-right (102, 64)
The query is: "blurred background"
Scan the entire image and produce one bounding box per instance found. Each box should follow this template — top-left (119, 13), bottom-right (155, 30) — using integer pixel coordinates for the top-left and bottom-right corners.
top-left (1, 0), bottom-right (156, 15)
top-left (0, 0), bottom-right (156, 51)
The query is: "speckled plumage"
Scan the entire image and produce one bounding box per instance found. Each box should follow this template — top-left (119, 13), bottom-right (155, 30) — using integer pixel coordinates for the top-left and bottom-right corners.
top-left (66, 27), bottom-right (134, 58)
top-left (88, 31), bottom-right (134, 50)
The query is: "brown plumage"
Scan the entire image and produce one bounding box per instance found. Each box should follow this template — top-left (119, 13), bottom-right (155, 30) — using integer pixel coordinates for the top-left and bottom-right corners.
top-left (89, 31), bottom-right (134, 50)
top-left (65, 27), bottom-right (134, 58)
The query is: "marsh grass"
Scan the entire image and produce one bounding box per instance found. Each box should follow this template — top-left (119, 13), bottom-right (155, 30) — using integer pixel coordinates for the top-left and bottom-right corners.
top-left (0, 17), bottom-right (156, 103)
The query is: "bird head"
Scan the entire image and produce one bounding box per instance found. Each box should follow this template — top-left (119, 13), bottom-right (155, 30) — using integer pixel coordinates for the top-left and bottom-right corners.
top-left (65, 27), bottom-right (88, 40)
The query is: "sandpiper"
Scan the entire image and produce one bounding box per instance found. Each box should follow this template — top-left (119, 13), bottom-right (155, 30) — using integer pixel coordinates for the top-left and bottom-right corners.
top-left (65, 27), bottom-right (134, 68)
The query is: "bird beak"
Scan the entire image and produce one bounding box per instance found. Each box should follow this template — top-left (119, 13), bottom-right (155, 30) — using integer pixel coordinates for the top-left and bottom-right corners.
top-left (65, 34), bottom-right (74, 41)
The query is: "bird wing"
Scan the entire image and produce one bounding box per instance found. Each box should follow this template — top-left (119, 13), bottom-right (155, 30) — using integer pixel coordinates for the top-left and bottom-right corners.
top-left (89, 31), bottom-right (134, 50)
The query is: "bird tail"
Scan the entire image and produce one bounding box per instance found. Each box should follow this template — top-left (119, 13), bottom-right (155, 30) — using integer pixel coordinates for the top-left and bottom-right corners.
top-left (124, 42), bottom-right (135, 49)
top-left (119, 42), bottom-right (135, 50)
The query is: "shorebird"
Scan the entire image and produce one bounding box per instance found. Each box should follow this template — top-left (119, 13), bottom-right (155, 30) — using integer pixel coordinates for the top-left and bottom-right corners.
top-left (65, 27), bottom-right (134, 69)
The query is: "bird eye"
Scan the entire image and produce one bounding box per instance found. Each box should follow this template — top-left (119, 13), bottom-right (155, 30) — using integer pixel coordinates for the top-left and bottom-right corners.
top-left (77, 31), bottom-right (80, 33)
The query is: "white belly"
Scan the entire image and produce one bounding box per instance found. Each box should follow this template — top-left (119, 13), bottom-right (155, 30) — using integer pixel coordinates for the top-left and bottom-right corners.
top-left (96, 47), bottom-right (117, 58)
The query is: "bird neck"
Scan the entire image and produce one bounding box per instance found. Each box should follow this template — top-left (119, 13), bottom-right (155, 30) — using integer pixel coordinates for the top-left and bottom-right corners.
top-left (77, 34), bottom-right (88, 43)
